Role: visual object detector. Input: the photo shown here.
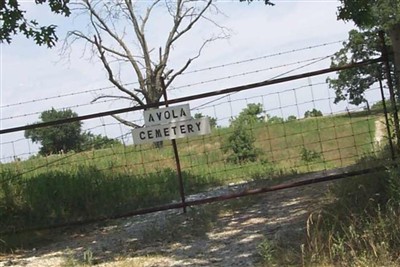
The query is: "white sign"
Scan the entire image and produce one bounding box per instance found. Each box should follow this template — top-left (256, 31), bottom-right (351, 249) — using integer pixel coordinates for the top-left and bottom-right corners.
top-left (144, 104), bottom-right (191, 126)
top-left (133, 117), bottom-right (210, 145)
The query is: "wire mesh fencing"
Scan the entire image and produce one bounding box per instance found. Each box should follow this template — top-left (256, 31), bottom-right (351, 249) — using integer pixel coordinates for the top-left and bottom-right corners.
top-left (0, 38), bottom-right (395, 233)
top-left (0, 79), bottom-right (390, 233)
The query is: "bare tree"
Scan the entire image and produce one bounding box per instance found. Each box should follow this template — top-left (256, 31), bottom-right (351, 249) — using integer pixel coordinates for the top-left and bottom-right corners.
top-left (65, 0), bottom-right (228, 128)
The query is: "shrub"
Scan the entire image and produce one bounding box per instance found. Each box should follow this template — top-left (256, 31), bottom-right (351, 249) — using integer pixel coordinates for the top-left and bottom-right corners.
top-left (223, 121), bottom-right (261, 163)
top-left (223, 104), bottom-right (263, 163)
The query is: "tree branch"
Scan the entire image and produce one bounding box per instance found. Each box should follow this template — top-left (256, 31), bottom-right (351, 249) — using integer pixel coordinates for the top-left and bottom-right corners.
top-left (111, 114), bottom-right (142, 128)
top-left (83, 0), bottom-right (146, 91)
top-left (159, 0), bottom-right (212, 81)
top-left (69, 31), bottom-right (130, 59)
top-left (165, 37), bottom-right (213, 88)
top-left (91, 95), bottom-right (139, 103)
top-left (123, 0), bottom-right (155, 77)
top-left (93, 34), bottom-right (146, 106)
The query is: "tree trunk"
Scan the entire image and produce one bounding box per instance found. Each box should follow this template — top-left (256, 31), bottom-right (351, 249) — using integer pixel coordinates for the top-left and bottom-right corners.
top-left (389, 23), bottom-right (400, 97)
top-left (147, 97), bottom-right (164, 149)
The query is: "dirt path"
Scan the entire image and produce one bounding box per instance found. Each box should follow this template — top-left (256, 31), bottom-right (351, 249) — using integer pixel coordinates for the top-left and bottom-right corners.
top-left (0, 179), bottom-right (331, 267)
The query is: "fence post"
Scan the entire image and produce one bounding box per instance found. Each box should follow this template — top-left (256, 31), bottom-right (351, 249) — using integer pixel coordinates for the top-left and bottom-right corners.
top-left (379, 31), bottom-right (400, 153)
top-left (378, 75), bottom-right (396, 160)
top-left (161, 77), bottom-right (187, 213)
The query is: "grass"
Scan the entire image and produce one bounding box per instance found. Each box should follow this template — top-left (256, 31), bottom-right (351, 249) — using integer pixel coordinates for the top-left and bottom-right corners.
top-left (255, 146), bottom-right (400, 267)
top-left (1, 114), bottom-right (376, 177)
top-left (0, 113), bottom-right (378, 250)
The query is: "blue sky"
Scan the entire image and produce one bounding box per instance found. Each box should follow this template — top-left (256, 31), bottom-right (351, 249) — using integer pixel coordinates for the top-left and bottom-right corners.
top-left (1, 0), bottom-right (382, 161)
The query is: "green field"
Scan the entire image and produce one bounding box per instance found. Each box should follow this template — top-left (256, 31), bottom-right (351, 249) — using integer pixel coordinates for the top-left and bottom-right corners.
top-left (0, 113), bottom-right (379, 233)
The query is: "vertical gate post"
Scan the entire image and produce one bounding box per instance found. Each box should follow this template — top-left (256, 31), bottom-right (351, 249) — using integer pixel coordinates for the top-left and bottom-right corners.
top-left (379, 31), bottom-right (400, 153)
top-left (378, 75), bottom-right (396, 160)
top-left (161, 78), bottom-right (187, 213)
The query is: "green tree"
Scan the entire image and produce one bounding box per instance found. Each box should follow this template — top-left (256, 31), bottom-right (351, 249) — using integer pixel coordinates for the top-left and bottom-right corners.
top-left (328, 0), bottom-right (400, 104)
top-left (287, 115), bottom-right (297, 122)
top-left (223, 103), bottom-right (263, 163)
top-left (25, 108), bottom-right (119, 155)
top-left (25, 108), bottom-right (83, 155)
top-left (81, 132), bottom-right (120, 150)
top-left (1, 0), bottom-right (70, 47)
top-left (304, 108), bottom-right (323, 118)
top-left (237, 103), bottom-right (264, 124)
top-left (327, 29), bottom-right (383, 105)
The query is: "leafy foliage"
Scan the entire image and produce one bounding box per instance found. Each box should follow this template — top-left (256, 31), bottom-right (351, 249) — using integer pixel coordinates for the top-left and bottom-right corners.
top-left (25, 108), bottom-right (83, 155)
top-left (81, 132), bottom-right (120, 150)
top-left (24, 108), bottom-right (118, 155)
top-left (327, 29), bottom-right (383, 105)
top-left (304, 108), bottom-right (323, 118)
top-left (236, 103), bottom-right (264, 124)
top-left (329, 0), bottom-right (400, 105)
top-left (223, 103), bottom-right (263, 163)
top-left (0, 0), bottom-right (70, 47)
top-left (337, 0), bottom-right (378, 28)
top-left (300, 147), bottom-right (322, 163)
top-left (265, 115), bottom-right (284, 124)
top-left (337, 0), bottom-right (400, 30)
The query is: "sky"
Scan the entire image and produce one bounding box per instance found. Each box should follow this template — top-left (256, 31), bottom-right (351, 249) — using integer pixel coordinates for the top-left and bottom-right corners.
top-left (0, 0), bottom-right (383, 162)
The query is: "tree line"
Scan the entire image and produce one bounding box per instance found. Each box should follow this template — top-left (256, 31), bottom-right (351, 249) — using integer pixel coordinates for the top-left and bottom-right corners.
top-left (26, 105), bottom-right (320, 157)
top-left (25, 108), bottom-right (120, 156)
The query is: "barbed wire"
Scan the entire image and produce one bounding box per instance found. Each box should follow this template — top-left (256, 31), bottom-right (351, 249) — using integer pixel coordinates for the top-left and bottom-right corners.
top-left (191, 54), bottom-right (332, 110)
top-left (1, 55), bottom-right (332, 122)
top-left (171, 55), bottom-right (331, 91)
top-left (182, 40), bottom-right (343, 75)
top-left (1, 40), bottom-right (343, 110)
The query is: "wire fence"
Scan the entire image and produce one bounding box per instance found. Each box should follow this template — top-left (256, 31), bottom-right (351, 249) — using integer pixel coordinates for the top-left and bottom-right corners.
top-left (0, 38), bottom-right (396, 234)
top-left (0, 84), bottom-right (383, 171)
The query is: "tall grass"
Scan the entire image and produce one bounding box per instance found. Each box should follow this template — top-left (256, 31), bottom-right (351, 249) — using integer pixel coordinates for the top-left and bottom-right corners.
top-left (301, 147), bottom-right (400, 266)
top-left (255, 146), bottom-right (400, 266)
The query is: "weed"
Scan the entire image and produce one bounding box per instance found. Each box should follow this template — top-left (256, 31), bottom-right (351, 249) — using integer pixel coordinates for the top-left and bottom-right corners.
top-left (257, 238), bottom-right (276, 264)
top-left (300, 147), bottom-right (322, 163)
top-left (83, 249), bottom-right (93, 265)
